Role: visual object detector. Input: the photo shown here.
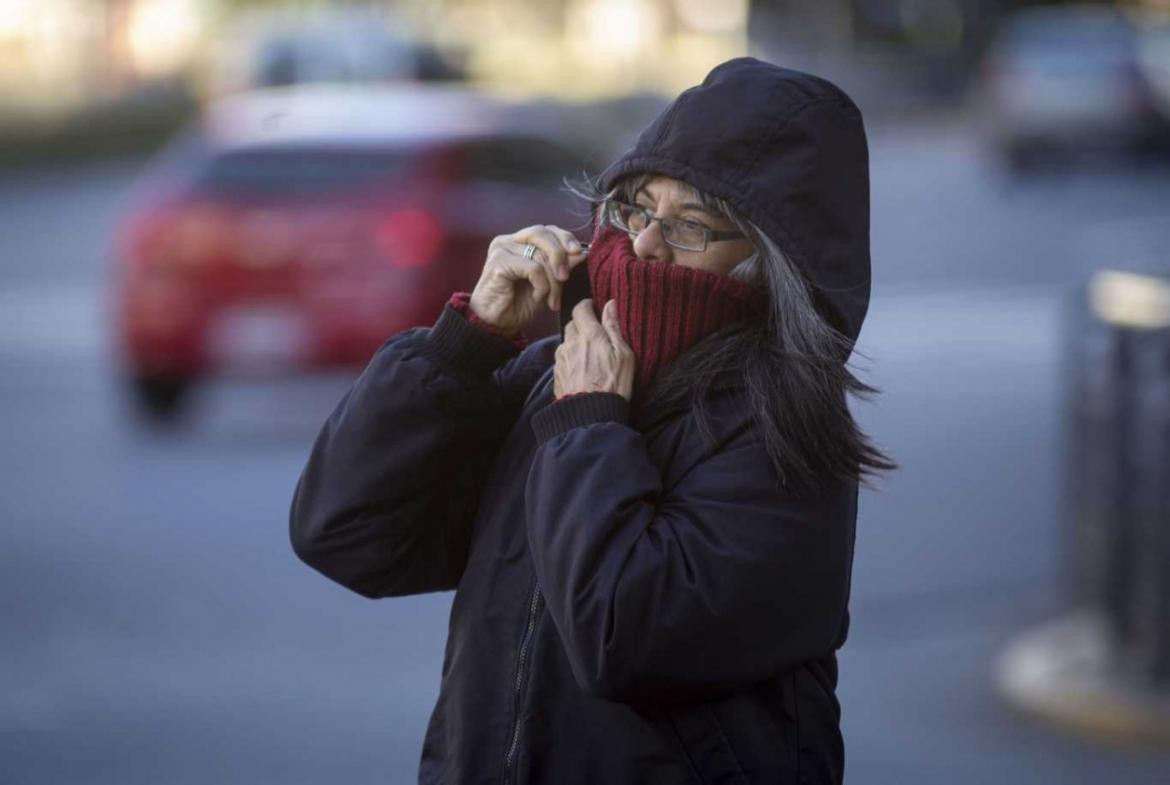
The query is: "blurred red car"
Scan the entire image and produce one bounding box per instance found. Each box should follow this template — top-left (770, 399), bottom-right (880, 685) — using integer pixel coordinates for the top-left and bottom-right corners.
top-left (113, 84), bottom-right (586, 420)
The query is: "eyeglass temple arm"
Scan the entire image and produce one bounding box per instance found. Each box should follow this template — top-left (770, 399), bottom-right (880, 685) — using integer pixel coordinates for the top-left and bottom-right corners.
top-left (708, 228), bottom-right (745, 241)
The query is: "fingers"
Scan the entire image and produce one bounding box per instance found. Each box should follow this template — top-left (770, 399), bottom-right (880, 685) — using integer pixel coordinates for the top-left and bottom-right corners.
top-left (513, 225), bottom-right (587, 283)
top-left (509, 245), bottom-right (559, 310)
top-left (569, 298), bottom-right (609, 339)
top-left (515, 256), bottom-right (550, 307)
top-left (493, 225), bottom-right (586, 313)
top-left (546, 225), bottom-right (587, 273)
top-left (506, 240), bottom-right (558, 310)
top-left (560, 299), bottom-right (632, 401)
top-left (511, 226), bottom-right (563, 285)
top-left (567, 299), bottom-right (627, 343)
top-left (488, 242), bottom-right (550, 310)
top-left (570, 298), bottom-right (594, 326)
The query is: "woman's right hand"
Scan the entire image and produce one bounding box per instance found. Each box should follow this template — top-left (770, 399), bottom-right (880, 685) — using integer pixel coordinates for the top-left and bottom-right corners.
top-left (468, 225), bottom-right (589, 337)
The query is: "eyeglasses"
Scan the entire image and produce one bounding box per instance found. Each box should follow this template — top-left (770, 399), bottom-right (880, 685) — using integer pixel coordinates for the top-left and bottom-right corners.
top-left (602, 199), bottom-right (745, 252)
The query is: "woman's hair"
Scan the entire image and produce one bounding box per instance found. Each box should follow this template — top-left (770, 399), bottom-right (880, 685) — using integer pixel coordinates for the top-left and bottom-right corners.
top-left (565, 171), bottom-right (897, 493)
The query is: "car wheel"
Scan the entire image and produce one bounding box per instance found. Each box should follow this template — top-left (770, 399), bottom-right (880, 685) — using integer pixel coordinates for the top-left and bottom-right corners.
top-left (128, 373), bottom-right (191, 423)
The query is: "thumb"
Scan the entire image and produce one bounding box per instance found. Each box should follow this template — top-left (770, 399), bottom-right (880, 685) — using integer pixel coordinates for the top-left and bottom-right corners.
top-left (601, 299), bottom-right (627, 346)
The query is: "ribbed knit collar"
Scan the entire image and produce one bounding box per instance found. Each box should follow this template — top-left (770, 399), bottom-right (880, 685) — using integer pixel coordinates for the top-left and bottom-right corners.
top-left (586, 223), bottom-right (768, 403)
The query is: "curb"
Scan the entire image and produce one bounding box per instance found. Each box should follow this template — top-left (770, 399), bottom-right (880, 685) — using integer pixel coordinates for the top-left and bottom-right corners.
top-left (994, 610), bottom-right (1170, 747)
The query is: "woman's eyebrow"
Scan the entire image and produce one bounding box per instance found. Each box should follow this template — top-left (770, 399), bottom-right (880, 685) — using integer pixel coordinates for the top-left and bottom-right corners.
top-left (678, 201), bottom-right (719, 218)
top-left (635, 188), bottom-right (720, 219)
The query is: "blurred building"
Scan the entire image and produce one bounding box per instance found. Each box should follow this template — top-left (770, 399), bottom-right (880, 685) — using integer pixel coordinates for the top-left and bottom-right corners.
top-left (0, 0), bottom-right (210, 113)
top-left (399, 0), bottom-right (752, 97)
top-left (9, 0), bottom-right (1170, 124)
top-left (0, 0), bottom-right (752, 113)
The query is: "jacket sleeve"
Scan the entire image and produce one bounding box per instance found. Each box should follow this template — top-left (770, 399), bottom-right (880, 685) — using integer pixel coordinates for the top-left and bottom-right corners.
top-left (524, 392), bottom-right (856, 705)
top-left (289, 297), bottom-right (546, 599)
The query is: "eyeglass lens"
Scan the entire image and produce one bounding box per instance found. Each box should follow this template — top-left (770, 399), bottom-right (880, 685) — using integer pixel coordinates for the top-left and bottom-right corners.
top-left (609, 202), bottom-right (705, 251)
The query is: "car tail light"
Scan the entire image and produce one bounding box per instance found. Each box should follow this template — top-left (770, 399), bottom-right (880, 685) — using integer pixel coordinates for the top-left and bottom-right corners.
top-left (374, 208), bottom-right (443, 269)
top-left (122, 204), bottom-right (236, 271)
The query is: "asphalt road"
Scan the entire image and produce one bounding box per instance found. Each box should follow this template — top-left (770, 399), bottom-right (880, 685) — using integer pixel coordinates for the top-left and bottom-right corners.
top-left (3, 116), bottom-right (1170, 784)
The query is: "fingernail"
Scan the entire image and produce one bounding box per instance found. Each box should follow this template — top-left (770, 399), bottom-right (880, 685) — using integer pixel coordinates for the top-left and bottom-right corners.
top-left (568, 240), bottom-right (581, 251)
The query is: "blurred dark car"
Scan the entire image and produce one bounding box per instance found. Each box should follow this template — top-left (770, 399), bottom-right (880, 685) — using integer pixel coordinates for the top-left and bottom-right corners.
top-left (248, 22), bottom-right (465, 89)
top-left (1137, 21), bottom-right (1170, 132)
top-left (113, 84), bottom-right (586, 421)
top-left (205, 9), bottom-right (467, 100)
top-left (976, 5), bottom-right (1168, 173)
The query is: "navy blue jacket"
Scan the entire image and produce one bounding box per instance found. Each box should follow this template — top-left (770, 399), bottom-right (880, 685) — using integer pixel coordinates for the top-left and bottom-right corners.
top-left (290, 57), bottom-right (867, 785)
top-left (290, 303), bottom-right (856, 784)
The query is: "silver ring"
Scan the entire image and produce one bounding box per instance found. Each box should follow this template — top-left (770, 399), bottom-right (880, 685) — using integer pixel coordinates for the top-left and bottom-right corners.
top-left (522, 243), bottom-right (537, 260)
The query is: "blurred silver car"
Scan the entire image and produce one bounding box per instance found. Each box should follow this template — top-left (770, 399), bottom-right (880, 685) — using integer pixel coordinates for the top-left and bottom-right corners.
top-left (976, 5), bottom-right (1166, 172)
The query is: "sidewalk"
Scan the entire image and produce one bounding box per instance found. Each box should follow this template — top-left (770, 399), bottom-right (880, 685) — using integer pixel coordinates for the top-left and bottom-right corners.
top-left (840, 284), bottom-right (1170, 783)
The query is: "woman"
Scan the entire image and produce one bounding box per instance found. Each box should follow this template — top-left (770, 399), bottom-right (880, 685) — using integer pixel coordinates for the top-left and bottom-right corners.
top-left (290, 57), bottom-right (894, 784)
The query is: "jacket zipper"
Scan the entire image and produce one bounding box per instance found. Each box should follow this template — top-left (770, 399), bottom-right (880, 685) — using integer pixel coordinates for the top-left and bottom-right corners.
top-left (502, 580), bottom-right (543, 785)
top-left (501, 370), bottom-right (553, 784)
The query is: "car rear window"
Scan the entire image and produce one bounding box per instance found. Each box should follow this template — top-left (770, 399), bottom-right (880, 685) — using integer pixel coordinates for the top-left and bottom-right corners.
top-left (461, 137), bottom-right (585, 188)
top-left (190, 148), bottom-right (413, 196)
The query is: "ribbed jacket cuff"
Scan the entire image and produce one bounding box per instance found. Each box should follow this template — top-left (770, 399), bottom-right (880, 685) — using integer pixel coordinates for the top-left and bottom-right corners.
top-left (531, 392), bottom-right (630, 444)
top-left (421, 303), bottom-right (523, 378)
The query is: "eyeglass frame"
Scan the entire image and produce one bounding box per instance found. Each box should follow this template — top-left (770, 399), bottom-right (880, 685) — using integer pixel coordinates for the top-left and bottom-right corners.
top-left (601, 198), bottom-right (745, 252)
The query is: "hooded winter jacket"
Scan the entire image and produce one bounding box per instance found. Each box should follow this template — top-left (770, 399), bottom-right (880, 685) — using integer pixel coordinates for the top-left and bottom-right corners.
top-left (290, 57), bottom-right (871, 785)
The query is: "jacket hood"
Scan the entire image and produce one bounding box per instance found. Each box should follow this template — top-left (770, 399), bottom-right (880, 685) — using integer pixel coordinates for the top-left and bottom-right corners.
top-left (599, 57), bottom-right (871, 348)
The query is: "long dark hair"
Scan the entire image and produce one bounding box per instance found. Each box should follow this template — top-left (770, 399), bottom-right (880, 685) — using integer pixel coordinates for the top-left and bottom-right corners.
top-left (566, 171), bottom-right (896, 495)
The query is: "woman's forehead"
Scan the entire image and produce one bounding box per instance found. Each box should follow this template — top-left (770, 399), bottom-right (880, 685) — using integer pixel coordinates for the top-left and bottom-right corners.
top-left (637, 175), bottom-right (697, 198)
top-left (634, 175), bottom-right (726, 220)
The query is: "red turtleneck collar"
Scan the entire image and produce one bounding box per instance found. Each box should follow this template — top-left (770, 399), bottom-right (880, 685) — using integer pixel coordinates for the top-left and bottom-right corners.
top-left (585, 223), bottom-right (767, 402)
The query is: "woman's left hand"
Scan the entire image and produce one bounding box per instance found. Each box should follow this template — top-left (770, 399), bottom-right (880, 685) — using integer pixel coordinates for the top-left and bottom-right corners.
top-left (554, 299), bottom-right (635, 401)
